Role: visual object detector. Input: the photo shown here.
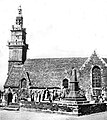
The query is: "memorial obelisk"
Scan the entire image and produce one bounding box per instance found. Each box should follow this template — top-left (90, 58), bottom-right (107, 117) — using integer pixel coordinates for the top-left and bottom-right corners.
top-left (64, 68), bottom-right (86, 102)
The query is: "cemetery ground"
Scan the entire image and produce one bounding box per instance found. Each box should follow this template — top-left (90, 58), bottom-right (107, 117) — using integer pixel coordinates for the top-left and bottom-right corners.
top-left (0, 109), bottom-right (107, 120)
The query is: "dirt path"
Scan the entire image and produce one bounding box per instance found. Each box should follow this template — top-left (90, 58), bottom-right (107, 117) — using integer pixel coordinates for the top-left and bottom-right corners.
top-left (0, 110), bottom-right (107, 120)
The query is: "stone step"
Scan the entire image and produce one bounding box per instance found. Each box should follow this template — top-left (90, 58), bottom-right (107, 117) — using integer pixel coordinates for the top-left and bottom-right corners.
top-left (1, 103), bottom-right (20, 111)
top-left (3, 106), bottom-right (20, 111)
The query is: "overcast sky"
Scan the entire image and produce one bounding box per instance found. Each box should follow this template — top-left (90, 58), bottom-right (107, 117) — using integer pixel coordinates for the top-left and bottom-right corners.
top-left (0, 0), bottom-right (107, 89)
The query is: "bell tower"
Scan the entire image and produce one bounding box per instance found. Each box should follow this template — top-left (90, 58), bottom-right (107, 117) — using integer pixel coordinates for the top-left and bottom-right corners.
top-left (8, 6), bottom-right (28, 71)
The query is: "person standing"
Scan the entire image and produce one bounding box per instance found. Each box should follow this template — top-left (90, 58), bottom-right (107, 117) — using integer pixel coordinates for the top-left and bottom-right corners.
top-left (31, 92), bottom-right (34, 102)
top-left (34, 91), bottom-right (38, 102)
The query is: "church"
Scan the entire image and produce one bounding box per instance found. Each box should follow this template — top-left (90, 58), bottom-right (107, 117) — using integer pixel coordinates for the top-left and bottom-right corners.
top-left (4, 6), bottom-right (107, 102)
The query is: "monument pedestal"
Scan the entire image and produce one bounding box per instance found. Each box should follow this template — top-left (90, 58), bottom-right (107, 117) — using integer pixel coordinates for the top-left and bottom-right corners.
top-left (63, 68), bottom-right (87, 103)
top-left (59, 68), bottom-right (88, 115)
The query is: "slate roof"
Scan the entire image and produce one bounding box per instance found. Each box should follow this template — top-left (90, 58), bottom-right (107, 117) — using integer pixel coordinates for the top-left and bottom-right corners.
top-left (102, 58), bottom-right (107, 64)
top-left (4, 65), bottom-right (25, 88)
top-left (4, 57), bottom-right (107, 88)
top-left (23, 57), bottom-right (87, 88)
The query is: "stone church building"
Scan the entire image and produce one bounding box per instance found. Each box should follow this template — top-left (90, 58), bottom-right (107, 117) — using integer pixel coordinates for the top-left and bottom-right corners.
top-left (4, 6), bottom-right (107, 102)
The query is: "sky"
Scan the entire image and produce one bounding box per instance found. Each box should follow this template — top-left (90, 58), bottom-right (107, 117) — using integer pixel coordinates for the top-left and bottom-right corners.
top-left (0, 0), bottom-right (107, 89)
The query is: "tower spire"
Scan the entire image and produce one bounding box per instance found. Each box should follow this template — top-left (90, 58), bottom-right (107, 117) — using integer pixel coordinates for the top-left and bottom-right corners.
top-left (13, 5), bottom-right (23, 28)
top-left (18, 5), bottom-right (22, 16)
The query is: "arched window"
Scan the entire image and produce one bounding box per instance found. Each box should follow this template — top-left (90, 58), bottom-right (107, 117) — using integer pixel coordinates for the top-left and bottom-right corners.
top-left (63, 79), bottom-right (68, 88)
top-left (21, 78), bottom-right (27, 88)
top-left (92, 66), bottom-right (101, 88)
top-left (92, 66), bottom-right (101, 96)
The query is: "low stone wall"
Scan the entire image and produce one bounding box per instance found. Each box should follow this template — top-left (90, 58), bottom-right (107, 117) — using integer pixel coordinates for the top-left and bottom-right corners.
top-left (78, 103), bottom-right (106, 115)
top-left (21, 101), bottom-right (106, 116)
top-left (21, 101), bottom-right (73, 112)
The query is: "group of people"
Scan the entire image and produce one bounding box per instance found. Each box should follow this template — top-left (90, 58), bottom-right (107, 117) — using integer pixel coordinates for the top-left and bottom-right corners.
top-left (1, 87), bottom-right (106, 106)
top-left (30, 88), bottom-right (66, 103)
top-left (0, 88), bottom-right (66, 105)
top-left (90, 94), bottom-right (105, 103)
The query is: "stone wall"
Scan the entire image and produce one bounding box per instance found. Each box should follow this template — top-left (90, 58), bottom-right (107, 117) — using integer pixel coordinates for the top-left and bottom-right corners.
top-left (78, 103), bottom-right (106, 115)
top-left (20, 101), bottom-right (106, 116)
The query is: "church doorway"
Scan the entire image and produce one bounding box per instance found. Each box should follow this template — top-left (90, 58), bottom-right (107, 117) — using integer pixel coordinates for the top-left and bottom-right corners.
top-left (92, 66), bottom-right (101, 96)
top-left (7, 92), bottom-right (13, 105)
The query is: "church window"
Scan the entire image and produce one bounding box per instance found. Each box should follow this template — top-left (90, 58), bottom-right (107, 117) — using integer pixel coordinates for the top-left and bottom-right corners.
top-left (63, 79), bottom-right (68, 88)
top-left (92, 66), bottom-right (101, 88)
top-left (92, 66), bottom-right (101, 96)
top-left (21, 78), bottom-right (27, 88)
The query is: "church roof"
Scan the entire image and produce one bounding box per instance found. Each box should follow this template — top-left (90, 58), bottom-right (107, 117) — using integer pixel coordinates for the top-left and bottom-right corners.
top-left (4, 65), bottom-right (25, 88)
top-left (23, 57), bottom-right (87, 88)
top-left (4, 57), bottom-right (87, 88)
top-left (4, 57), bottom-right (107, 88)
top-left (102, 58), bottom-right (107, 63)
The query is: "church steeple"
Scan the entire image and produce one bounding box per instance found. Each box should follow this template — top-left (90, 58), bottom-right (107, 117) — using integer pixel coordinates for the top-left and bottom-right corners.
top-left (8, 6), bottom-right (28, 72)
top-left (18, 5), bottom-right (22, 16)
top-left (15, 5), bottom-right (23, 28)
